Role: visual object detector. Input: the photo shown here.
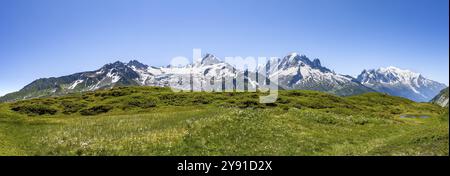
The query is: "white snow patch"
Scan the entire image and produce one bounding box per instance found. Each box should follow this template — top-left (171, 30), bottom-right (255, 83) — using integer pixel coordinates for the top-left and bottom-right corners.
top-left (95, 69), bottom-right (105, 75)
top-left (106, 71), bottom-right (121, 83)
top-left (68, 80), bottom-right (84, 89)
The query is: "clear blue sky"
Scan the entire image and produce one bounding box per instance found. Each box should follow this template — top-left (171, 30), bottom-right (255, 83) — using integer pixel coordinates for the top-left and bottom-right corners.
top-left (0, 0), bottom-right (448, 96)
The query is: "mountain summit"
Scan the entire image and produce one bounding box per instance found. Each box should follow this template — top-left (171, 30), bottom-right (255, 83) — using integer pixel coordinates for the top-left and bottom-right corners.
top-left (263, 53), bottom-right (372, 95)
top-left (127, 60), bottom-right (148, 69)
top-left (200, 54), bottom-right (222, 65)
top-left (357, 66), bottom-right (446, 102)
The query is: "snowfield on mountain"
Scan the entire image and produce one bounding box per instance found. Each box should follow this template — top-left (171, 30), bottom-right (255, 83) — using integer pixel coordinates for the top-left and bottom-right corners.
top-left (357, 66), bottom-right (447, 102)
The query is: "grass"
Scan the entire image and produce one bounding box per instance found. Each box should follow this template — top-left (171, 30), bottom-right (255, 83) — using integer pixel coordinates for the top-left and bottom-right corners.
top-left (0, 86), bottom-right (448, 156)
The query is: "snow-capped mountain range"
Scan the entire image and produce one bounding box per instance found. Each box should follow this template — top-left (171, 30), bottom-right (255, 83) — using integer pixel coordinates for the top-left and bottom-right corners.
top-left (0, 53), bottom-right (446, 103)
top-left (262, 53), bottom-right (373, 95)
top-left (357, 66), bottom-right (447, 102)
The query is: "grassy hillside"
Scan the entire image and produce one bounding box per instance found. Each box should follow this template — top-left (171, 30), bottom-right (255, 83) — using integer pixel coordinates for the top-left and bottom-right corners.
top-left (0, 86), bottom-right (448, 156)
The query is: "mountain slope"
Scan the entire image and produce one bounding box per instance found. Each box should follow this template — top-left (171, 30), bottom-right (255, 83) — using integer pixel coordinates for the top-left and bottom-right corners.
top-left (264, 53), bottom-right (374, 96)
top-left (357, 66), bottom-right (446, 102)
top-left (0, 56), bottom-right (250, 102)
top-left (431, 87), bottom-right (449, 107)
top-left (0, 61), bottom-right (142, 102)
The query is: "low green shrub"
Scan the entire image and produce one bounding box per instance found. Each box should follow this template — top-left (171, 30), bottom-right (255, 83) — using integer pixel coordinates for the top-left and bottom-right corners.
top-left (11, 104), bottom-right (58, 115)
top-left (265, 103), bottom-right (277, 107)
top-left (293, 104), bottom-right (302, 109)
top-left (124, 97), bottom-right (158, 109)
top-left (80, 105), bottom-right (113, 116)
top-left (94, 89), bottom-right (131, 98)
top-left (277, 98), bottom-right (290, 104)
top-left (349, 116), bottom-right (370, 125)
top-left (390, 108), bottom-right (402, 115)
top-left (238, 98), bottom-right (259, 108)
top-left (191, 95), bottom-right (212, 105)
top-left (60, 101), bottom-right (86, 114)
top-left (287, 91), bottom-right (305, 96)
top-left (158, 93), bottom-right (189, 106)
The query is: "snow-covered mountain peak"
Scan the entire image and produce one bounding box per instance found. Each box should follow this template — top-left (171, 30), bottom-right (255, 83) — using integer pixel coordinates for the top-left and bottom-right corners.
top-left (279, 53), bottom-right (306, 69)
top-left (102, 61), bottom-right (127, 70)
top-left (360, 66), bottom-right (421, 85)
top-left (260, 52), bottom-right (371, 95)
top-left (287, 52), bottom-right (299, 60)
top-left (357, 66), bottom-right (446, 102)
top-left (379, 66), bottom-right (420, 78)
top-left (127, 60), bottom-right (148, 70)
top-left (200, 54), bottom-right (222, 65)
top-left (277, 53), bottom-right (331, 74)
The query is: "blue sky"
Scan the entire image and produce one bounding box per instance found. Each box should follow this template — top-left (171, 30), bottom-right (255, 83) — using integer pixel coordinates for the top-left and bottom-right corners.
top-left (0, 0), bottom-right (448, 96)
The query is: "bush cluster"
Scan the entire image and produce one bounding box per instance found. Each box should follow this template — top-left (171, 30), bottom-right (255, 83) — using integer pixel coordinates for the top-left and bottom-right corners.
top-left (80, 105), bottom-right (113, 116)
top-left (61, 100), bottom-right (86, 114)
top-left (124, 96), bottom-right (158, 109)
top-left (11, 104), bottom-right (58, 115)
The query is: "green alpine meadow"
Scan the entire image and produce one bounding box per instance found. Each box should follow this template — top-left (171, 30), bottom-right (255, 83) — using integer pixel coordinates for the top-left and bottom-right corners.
top-left (0, 86), bottom-right (448, 156)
